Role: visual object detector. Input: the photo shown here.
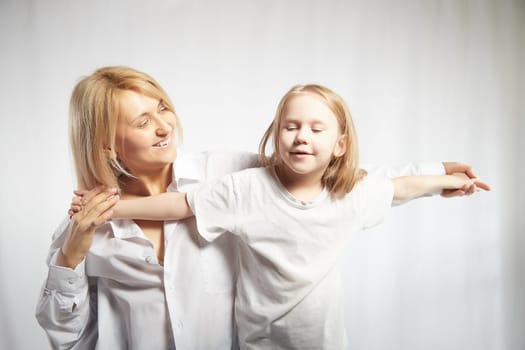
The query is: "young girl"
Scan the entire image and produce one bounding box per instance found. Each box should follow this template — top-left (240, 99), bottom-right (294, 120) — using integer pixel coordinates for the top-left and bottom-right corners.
top-left (92, 84), bottom-right (485, 349)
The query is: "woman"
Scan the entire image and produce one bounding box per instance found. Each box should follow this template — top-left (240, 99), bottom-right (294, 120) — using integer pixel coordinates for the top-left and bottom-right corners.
top-left (35, 66), bottom-right (484, 350)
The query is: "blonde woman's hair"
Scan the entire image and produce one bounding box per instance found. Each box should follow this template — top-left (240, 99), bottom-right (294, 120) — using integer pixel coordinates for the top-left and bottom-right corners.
top-left (259, 84), bottom-right (366, 198)
top-left (69, 66), bottom-right (181, 190)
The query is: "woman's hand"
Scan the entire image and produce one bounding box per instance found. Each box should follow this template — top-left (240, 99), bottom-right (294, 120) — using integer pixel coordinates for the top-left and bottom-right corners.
top-left (446, 172), bottom-right (489, 194)
top-left (442, 162), bottom-right (491, 197)
top-left (58, 186), bottom-right (119, 268)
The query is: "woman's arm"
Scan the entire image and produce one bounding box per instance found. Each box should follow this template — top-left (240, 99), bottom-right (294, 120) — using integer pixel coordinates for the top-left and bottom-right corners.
top-left (36, 218), bottom-right (98, 349)
top-left (112, 192), bottom-right (194, 221)
top-left (363, 161), bottom-right (491, 197)
top-left (392, 173), bottom-right (488, 201)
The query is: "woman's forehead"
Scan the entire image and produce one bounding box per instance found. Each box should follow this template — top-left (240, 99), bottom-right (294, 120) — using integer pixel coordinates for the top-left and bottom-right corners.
top-left (117, 90), bottom-right (160, 119)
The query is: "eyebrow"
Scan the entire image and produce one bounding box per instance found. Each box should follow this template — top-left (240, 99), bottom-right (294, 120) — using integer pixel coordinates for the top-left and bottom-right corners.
top-left (131, 99), bottom-right (164, 122)
top-left (282, 117), bottom-right (326, 125)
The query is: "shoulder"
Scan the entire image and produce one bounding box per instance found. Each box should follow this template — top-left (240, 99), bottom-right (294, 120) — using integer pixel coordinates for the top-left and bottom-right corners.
top-left (229, 166), bottom-right (271, 182)
top-left (206, 150), bottom-right (260, 174)
top-left (356, 174), bottom-right (392, 190)
top-left (212, 167), bottom-right (272, 199)
top-left (179, 149), bottom-right (260, 180)
top-left (345, 175), bottom-right (393, 201)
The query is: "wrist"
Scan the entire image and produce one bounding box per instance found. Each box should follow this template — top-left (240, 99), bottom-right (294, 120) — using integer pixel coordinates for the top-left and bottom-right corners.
top-left (57, 247), bottom-right (85, 269)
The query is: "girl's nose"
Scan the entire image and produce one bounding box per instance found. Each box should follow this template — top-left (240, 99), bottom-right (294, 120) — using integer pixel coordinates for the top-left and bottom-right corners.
top-left (294, 128), bottom-right (308, 144)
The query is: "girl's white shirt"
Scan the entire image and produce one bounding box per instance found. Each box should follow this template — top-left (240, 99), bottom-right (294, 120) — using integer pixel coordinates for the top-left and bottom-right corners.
top-left (35, 150), bottom-right (443, 350)
top-left (186, 167), bottom-right (394, 350)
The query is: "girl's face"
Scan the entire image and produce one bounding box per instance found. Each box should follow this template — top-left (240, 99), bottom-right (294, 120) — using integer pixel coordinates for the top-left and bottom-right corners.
top-left (277, 93), bottom-right (345, 181)
top-left (114, 90), bottom-right (178, 175)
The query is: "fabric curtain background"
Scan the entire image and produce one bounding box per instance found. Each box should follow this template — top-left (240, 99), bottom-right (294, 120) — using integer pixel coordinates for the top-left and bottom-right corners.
top-left (0, 1), bottom-right (522, 349)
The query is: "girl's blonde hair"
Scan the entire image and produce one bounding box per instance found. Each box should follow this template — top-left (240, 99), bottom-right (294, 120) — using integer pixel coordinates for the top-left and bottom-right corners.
top-left (69, 66), bottom-right (181, 190)
top-left (259, 84), bottom-right (366, 198)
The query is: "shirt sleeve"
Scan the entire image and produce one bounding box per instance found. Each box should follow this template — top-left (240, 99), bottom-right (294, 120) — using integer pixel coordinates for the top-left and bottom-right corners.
top-left (186, 174), bottom-right (239, 242)
top-left (362, 162), bottom-right (445, 178)
top-left (206, 151), bottom-right (260, 178)
top-left (35, 217), bottom-right (97, 349)
top-left (354, 176), bottom-right (395, 229)
top-left (363, 162), bottom-right (445, 205)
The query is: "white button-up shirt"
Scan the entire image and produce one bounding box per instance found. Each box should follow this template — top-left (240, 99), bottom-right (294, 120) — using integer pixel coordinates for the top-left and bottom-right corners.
top-left (36, 150), bottom-right (443, 350)
top-left (36, 151), bottom-right (259, 350)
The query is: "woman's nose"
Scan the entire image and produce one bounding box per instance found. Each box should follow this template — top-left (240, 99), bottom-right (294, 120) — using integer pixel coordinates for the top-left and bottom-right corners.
top-left (155, 116), bottom-right (173, 135)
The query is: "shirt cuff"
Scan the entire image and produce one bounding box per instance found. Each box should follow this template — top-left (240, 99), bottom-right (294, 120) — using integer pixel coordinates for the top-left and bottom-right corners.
top-left (419, 162), bottom-right (446, 176)
top-left (185, 188), bottom-right (196, 214)
top-left (46, 249), bottom-right (87, 292)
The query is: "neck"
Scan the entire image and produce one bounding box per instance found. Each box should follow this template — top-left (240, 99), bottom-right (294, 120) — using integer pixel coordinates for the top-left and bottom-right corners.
top-left (274, 165), bottom-right (324, 201)
top-left (120, 164), bottom-right (172, 197)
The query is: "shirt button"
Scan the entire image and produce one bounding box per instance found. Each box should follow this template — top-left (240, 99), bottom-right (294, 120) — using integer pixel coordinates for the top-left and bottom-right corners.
top-left (145, 256), bottom-right (153, 263)
top-left (177, 321), bottom-right (184, 329)
top-left (67, 278), bottom-right (76, 285)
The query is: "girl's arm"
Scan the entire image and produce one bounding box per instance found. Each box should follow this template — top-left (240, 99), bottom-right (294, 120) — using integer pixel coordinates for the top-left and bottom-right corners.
top-left (392, 173), bottom-right (486, 201)
top-left (113, 192), bottom-right (194, 221)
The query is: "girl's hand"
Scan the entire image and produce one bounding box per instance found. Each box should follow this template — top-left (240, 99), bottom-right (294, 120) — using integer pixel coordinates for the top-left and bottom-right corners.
top-left (68, 189), bottom-right (88, 217)
top-left (58, 186), bottom-right (119, 268)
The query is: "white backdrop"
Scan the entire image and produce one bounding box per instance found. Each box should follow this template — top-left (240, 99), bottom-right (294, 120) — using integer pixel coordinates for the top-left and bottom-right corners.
top-left (0, 0), bottom-right (523, 349)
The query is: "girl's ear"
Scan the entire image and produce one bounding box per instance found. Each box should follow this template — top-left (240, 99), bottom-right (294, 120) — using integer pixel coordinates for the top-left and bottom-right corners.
top-left (333, 135), bottom-right (347, 158)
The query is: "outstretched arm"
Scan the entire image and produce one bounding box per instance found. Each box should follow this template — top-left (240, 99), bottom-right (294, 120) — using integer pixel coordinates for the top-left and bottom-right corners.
top-left (392, 173), bottom-right (489, 201)
top-left (113, 192), bottom-right (194, 221)
top-left (362, 161), bottom-right (491, 199)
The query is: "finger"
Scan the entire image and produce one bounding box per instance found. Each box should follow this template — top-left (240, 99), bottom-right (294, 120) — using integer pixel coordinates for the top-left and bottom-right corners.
top-left (463, 184), bottom-right (476, 195)
top-left (73, 203), bottom-right (113, 233)
top-left (71, 196), bottom-right (83, 206)
top-left (69, 197), bottom-right (84, 217)
top-left (83, 188), bottom-right (118, 214)
top-left (70, 204), bottom-right (82, 213)
top-left (79, 186), bottom-right (107, 207)
top-left (93, 209), bottom-right (114, 226)
top-left (73, 189), bottom-right (88, 197)
top-left (441, 189), bottom-right (465, 198)
top-left (474, 180), bottom-right (491, 191)
top-left (464, 167), bottom-right (476, 179)
top-left (83, 194), bottom-right (120, 227)
top-left (463, 185), bottom-right (475, 195)
top-left (458, 184), bottom-right (472, 195)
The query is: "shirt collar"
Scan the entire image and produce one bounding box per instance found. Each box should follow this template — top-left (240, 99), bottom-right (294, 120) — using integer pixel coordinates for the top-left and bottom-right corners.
top-left (106, 219), bottom-right (144, 240)
top-left (167, 149), bottom-right (207, 193)
top-left (107, 151), bottom-right (204, 239)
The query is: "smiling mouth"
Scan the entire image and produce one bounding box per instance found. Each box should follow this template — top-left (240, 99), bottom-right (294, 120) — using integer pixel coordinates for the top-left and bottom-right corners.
top-left (290, 151), bottom-right (312, 156)
top-left (153, 138), bottom-right (171, 148)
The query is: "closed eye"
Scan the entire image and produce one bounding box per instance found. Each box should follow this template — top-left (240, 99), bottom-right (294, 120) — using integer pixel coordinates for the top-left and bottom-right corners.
top-left (158, 100), bottom-right (168, 113)
top-left (137, 118), bottom-right (151, 128)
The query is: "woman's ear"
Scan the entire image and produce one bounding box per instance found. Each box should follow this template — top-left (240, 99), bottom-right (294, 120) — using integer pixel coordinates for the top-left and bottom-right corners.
top-left (104, 147), bottom-right (117, 160)
top-left (333, 135), bottom-right (347, 158)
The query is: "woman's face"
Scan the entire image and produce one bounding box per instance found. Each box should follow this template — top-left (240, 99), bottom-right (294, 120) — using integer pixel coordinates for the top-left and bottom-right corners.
top-left (114, 90), bottom-right (178, 175)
